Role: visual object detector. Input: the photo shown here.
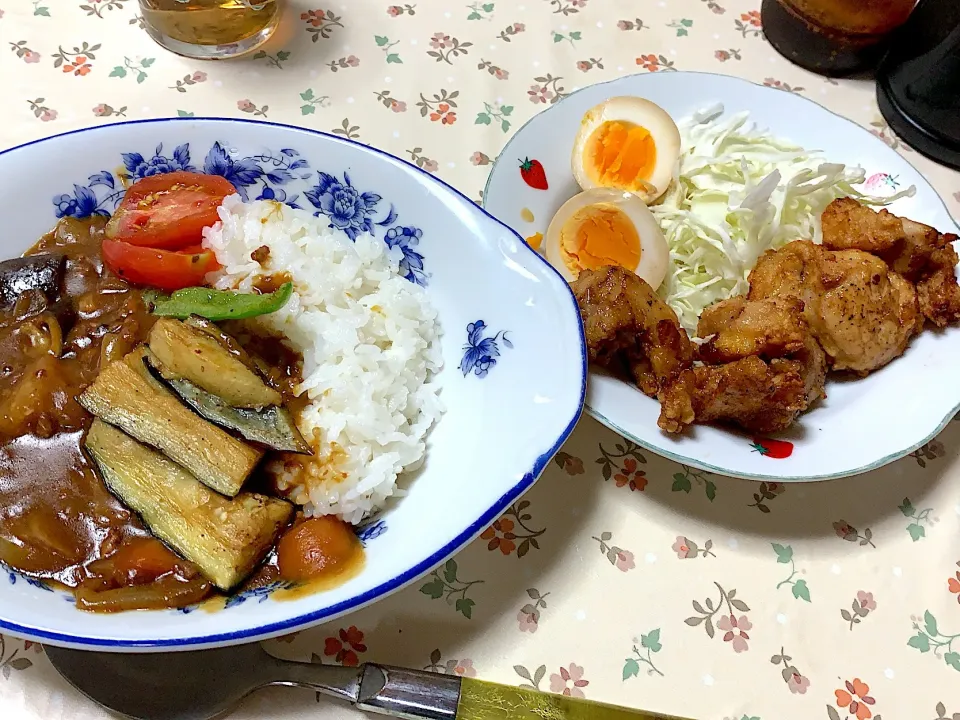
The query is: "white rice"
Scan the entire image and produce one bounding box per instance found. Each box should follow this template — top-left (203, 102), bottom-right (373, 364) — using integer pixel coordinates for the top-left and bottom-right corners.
top-left (202, 195), bottom-right (443, 524)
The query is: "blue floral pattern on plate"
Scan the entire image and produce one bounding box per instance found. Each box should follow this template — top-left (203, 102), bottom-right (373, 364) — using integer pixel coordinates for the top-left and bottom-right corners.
top-left (356, 519), bottom-right (387, 545)
top-left (121, 142), bottom-right (194, 181)
top-left (384, 226), bottom-right (426, 286)
top-left (460, 320), bottom-right (512, 378)
top-left (304, 171), bottom-right (384, 239)
top-left (51, 142), bottom-right (427, 284)
top-left (223, 581), bottom-right (298, 610)
top-left (6, 570), bottom-right (53, 592)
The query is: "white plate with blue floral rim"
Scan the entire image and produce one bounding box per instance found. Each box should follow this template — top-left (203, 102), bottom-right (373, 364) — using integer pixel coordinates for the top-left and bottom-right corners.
top-left (0, 118), bottom-right (586, 651)
top-left (484, 71), bottom-right (960, 483)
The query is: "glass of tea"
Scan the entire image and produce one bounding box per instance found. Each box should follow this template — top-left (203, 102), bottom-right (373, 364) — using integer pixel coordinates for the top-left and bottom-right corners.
top-left (762, 0), bottom-right (917, 76)
top-left (139, 0), bottom-right (282, 60)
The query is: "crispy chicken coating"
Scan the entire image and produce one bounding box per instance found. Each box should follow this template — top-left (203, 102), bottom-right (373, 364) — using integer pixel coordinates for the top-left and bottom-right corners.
top-left (571, 265), bottom-right (695, 397)
top-left (748, 241), bottom-right (920, 375)
top-left (658, 295), bottom-right (826, 434)
top-left (659, 357), bottom-right (809, 435)
top-left (822, 198), bottom-right (960, 326)
top-left (917, 244), bottom-right (960, 327)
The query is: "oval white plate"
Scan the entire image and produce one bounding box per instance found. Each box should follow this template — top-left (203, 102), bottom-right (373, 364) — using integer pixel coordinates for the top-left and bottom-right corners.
top-left (0, 118), bottom-right (585, 650)
top-left (484, 71), bottom-right (960, 482)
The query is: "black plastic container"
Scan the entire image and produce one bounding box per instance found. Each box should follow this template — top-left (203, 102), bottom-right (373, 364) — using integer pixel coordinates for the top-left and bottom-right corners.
top-left (761, 0), bottom-right (916, 77)
top-left (876, 0), bottom-right (960, 169)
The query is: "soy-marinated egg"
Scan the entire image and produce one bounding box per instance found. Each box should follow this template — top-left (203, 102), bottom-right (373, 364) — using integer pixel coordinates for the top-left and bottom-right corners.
top-left (544, 188), bottom-right (669, 290)
top-left (571, 96), bottom-right (681, 204)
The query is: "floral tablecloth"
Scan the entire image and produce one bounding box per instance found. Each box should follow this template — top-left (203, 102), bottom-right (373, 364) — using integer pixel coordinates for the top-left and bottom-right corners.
top-left (3, 1), bottom-right (960, 719)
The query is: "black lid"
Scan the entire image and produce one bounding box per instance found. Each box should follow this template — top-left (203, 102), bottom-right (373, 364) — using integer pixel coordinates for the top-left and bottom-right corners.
top-left (876, 0), bottom-right (960, 170)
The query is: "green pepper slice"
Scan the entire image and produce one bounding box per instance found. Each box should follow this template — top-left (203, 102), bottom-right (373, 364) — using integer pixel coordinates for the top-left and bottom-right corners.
top-left (145, 282), bottom-right (293, 321)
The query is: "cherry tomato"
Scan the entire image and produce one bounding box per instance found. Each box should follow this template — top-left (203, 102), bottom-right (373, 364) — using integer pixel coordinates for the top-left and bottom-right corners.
top-left (102, 238), bottom-right (221, 291)
top-left (276, 516), bottom-right (359, 583)
top-left (105, 171), bottom-right (236, 250)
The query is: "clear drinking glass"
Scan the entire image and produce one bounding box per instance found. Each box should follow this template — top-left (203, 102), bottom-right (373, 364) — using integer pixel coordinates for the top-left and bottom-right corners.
top-left (762, 0), bottom-right (917, 75)
top-left (138, 0), bottom-right (282, 60)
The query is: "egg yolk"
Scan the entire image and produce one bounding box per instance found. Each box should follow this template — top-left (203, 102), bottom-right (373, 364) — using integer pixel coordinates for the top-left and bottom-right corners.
top-left (585, 121), bottom-right (657, 191)
top-left (559, 203), bottom-right (641, 275)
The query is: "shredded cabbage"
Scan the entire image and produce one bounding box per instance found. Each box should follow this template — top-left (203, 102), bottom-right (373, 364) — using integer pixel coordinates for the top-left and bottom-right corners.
top-left (652, 104), bottom-right (916, 333)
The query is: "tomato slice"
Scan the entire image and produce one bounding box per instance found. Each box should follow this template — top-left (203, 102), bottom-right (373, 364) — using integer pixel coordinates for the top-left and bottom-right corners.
top-left (105, 171), bottom-right (236, 250)
top-left (102, 238), bottom-right (221, 291)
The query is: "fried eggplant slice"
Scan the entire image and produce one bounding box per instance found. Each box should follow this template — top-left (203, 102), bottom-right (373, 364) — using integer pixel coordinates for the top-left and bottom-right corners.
top-left (148, 317), bottom-right (282, 409)
top-left (78, 347), bottom-right (263, 497)
top-left (85, 419), bottom-right (292, 591)
top-left (144, 352), bottom-right (311, 454)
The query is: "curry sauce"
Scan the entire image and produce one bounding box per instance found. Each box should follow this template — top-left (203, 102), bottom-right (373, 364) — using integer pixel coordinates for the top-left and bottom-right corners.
top-left (0, 218), bottom-right (160, 594)
top-left (0, 217), bottom-right (362, 612)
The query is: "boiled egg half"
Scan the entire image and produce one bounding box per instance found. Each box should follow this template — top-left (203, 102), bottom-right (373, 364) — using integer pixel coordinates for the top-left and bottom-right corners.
top-left (544, 188), bottom-right (669, 289)
top-left (571, 96), bottom-right (681, 204)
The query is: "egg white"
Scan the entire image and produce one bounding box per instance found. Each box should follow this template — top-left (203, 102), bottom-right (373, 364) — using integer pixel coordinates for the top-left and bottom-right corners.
top-left (544, 188), bottom-right (670, 290)
top-left (571, 96), bottom-right (681, 204)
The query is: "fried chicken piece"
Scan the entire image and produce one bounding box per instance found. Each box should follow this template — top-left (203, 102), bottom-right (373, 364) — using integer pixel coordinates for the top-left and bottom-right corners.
top-left (699, 294), bottom-right (826, 401)
top-left (747, 238), bottom-right (821, 303)
top-left (748, 241), bottom-right (920, 375)
top-left (572, 265), bottom-right (695, 397)
top-left (794, 334), bottom-right (828, 413)
top-left (821, 197), bottom-right (947, 279)
top-left (656, 295), bottom-right (827, 434)
top-left (917, 244), bottom-right (960, 327)
top-left (822, 197), bottom-right (927, 278)
top-left (658, 357), bottom-right (809, 435)
top-left (822, 197), bottom-right (960, 326)
top-left (698, 295), bottom-right (809, 364)
top-left (816, 249), bottom-right (920, 374)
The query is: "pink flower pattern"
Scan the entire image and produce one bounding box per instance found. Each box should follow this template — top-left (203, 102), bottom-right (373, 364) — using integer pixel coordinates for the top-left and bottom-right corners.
top-left (717, 614), bottom-right (752, 653)
top-left (517, 608), bottom-right (539, 632)
top-left (549, 664), bottom-right (589, 698)
top-left (787, 671), bottom-right (811, 694)
top-left (673, 536), bottom-right (693, 559)
top-left (430, 33), bottom-right (451, 49)
top-left (527, 84), bottom-right (554, 104)
top-left (443, 658), bottom-right (476, 677)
